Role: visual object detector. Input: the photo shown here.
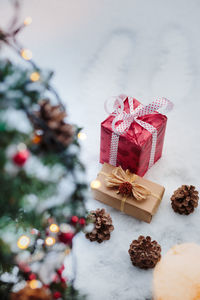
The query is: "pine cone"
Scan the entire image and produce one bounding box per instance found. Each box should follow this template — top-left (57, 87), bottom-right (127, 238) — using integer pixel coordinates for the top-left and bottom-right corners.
top-left (33, 99), bottom-right (74, 151)
top-left (171, 185), bottom-right (199, 215)
top-left (128, 236), bottom-right (161, 269)
top-left (10, 285), bottom-right (52, 300)
top-left (85, 208), bottom-right (114, 243)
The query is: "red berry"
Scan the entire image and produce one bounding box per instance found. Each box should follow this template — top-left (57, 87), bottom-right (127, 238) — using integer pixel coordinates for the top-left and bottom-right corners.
top-left (79, 218), bottom-right (86, 226)
top-left (57, 265), bottom-right (64, 276)
top-left (29, 273), bottom-right (36, 280)
top-left (58, 232), bottom-right (74, 245)
top-left (60, 277), bottom-right (66, 283)
top-left (71, 215), bottom-right (79, 224)
top-left (13, 149), bottom-right (29, 166)
top-left (53, 291), bottom-right (62, 299)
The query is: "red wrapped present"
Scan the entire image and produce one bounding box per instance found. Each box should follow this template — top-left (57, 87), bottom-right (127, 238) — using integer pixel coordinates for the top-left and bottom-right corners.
top-left (100, 96), bottom-right (173, 176)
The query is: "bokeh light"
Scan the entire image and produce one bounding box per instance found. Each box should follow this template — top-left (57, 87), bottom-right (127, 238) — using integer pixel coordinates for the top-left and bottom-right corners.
top-left (49, 224), bottom-right (59, 233)
top-left (90, 180), bottom-right (101, 189)
top-left (45, 237), bottom-right (55, 246)
top-left (17, 235), bottom-right (30, 249)
top-left (24, 16), bottom-right (32, 26)
top-left (77, 132), bottom-right (87, 140)
top-left (29, 279), bottom-right (40, 289)
top-left (21, 49), bottom-right (32, 61)
top-left (30, 72), bottom-right (40, 82)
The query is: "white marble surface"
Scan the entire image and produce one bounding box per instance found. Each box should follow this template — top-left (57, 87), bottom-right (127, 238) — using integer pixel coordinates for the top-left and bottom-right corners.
top-left (1, 0), bottom-right (200, 299)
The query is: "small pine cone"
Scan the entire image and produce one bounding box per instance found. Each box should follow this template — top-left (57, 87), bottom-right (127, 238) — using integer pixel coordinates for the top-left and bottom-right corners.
top-left (85, 208), bottom-right (114, 243)
top-left (171, 185), bottom-right (199, 215)
top-left (33, 99), bottom-right (74, 151)
top-left (128, 236), bottom-right (161, 269)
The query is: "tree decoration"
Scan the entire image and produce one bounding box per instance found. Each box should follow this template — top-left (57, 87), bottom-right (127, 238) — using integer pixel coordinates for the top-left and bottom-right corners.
top-left (128, 236), bottom-right (161, 269)
top-left (58, 231), bottom-right (74, 245)
top-left (32, 99), bottom-right (74, 152)
top-left (171, 185), bottom-right (199, 215)
top-left (12, 149), bottom-right (30, 166)
top-left (49, 224), bottom-right (60, 233)
top-left (0, 1), bottom-right (87, 299)
top-left (79, 218), bottom-right (86, 226)
top-left (32, 132), bottom-right (42, 144)
top-left (71, 215), bottom-right (79, 224)
top-left (45, 237), bottom-right (56, 247)
top-left (85, 208), bottom-right (114, 243)
top-left (17, 235), bottom-right (31, 249)
top-left (28, 273), bottom-right (37, 280)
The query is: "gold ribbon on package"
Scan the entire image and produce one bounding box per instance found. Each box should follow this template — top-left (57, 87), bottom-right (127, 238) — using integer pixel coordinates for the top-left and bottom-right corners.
top-left (100, 166), bottom-right (156, 212)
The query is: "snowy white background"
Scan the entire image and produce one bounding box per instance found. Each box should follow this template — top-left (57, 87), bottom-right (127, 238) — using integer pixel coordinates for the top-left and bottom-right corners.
top-left (1, 0), bottom-right (200, 299)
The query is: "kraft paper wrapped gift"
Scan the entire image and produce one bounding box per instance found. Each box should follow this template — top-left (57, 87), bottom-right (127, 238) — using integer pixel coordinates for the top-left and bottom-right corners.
top-left (91, 163), bottom-right (165, 223)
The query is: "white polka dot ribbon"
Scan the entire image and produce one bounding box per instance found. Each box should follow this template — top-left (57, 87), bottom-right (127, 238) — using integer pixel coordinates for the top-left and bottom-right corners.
top-left (106, 96), bottom-right (173, 169)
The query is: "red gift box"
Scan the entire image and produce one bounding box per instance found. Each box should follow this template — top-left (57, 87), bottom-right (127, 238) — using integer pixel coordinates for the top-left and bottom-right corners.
top-left (100, 96), bottom-right (171, 176)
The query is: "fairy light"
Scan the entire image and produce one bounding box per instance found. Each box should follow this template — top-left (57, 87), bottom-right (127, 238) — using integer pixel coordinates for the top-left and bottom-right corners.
top-left (45, 237), bottom-right (55, 246)
top-left (17, 235), bottom-right (30, 249)
top-left (77, 132), bottom-right (87, 140)
top-left (21, 49), bottom-right (32, 61)
top-left (24, 16), bottom-right (32, 26)
top-left (30, 72), bottom-right (40, 82)
top-left (29, 279), bottom-right (40, 289)
top-left (32, 134), bottom-right (42, 144)
top-left (49, 224), bottom-right (59, 233)
top-left (90, 180), bottom-right (101, 189)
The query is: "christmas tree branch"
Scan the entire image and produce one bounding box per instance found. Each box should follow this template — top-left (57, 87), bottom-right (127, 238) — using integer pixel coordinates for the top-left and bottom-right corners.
top-left (0, 1), bottom-right (88, 299)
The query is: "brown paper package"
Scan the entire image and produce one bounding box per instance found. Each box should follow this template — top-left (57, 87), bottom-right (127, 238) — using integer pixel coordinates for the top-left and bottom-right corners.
top-left (91, 163), bottom-right (165, 223)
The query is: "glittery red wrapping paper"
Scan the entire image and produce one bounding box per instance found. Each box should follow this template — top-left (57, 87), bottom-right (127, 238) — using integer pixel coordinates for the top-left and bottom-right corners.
top-left (100, 97), bottom-right (167, 176)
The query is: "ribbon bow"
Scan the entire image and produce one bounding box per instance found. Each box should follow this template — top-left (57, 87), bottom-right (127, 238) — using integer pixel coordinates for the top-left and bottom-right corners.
top-left (106, 166), bottom-right (151, 201)
top-left (100, 165), bottom-right (162, 212)
top-left (105, 96), bottom-right (173, 168)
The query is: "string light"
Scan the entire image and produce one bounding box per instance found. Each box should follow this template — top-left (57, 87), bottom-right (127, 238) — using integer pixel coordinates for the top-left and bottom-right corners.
top-left (32, 130), bottom-right (43, 144)
top-left (30, 72), bottom-right (40, 82)
top-left (45, 237), bottom-right (55, 246)
top-left (21, 49), bottom-right (32, 61)
top-left (90, 180), bottom-right (101, 189)
top-left (49, 224), bottom-right (59, 233)
top-left (77, 132), bottom-right (87, 140)
top-left (17, 235), bottom-right (30, 249)
top-left (32, 134), bottom-right (42, 144)
top-left (29, 279), bottom-right (40, 289)
top-left (24, 16), bottom-right (32, 26)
